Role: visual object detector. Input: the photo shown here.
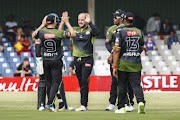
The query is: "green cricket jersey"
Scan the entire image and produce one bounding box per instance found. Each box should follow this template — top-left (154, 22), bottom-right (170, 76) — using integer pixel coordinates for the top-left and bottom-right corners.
top-left (114, 25), bottom-right (144, 72)
top-left (71, 22), bottom-right (100, 57)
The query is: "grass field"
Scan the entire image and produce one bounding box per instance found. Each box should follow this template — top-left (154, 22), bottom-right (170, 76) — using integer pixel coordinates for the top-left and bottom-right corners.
top-left (0, 92), bottom-right (180, 120)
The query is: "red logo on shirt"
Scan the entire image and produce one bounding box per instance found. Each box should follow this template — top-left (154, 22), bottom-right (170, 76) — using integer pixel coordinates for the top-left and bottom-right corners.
top-left (115, 43), bottom-right (119, 46)
top-left (85, 63), bottom-right (91, 67)
top-left (44, 34), bottom-right (55, 39)
top-left (127, 31), bottom-right (138, 36)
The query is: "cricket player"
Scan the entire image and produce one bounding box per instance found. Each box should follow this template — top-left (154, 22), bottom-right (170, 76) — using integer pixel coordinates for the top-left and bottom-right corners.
top-left (105, 9), bottom-right (135, 112)
top-left (32, 11), bottom-right (75, 112)
top-left (113, 12), bottom-right (146, 114)
top-left (61, 13), bottom-right (100, 111)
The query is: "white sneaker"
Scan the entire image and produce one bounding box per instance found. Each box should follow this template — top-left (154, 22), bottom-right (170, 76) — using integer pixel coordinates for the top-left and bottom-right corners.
top-left (75, 105), bottom-right (88, 112)
top-left (115, 107), bottom-right (126, 113)
top-left (67, 106), bottom-right (74, 111)
top-left (125, 105), bottom-right (135, 112)
top-left (38, 106), bottom-right (45, 111)
top-left (105, 104), bottom-right (116, 111)
top-left (59, 106), bottom-right (74, 111)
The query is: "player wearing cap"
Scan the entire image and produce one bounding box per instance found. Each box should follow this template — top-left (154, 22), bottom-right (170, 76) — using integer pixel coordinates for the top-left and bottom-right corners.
top-left (32, 11), bottom-right (75, 112)
top-left (105, 9), bottom-right (135, 112)
top-left (113, 12), bottom-right (146, 114)
top-left (61, 13), bottom-right (100, 111)
top-left (105, 9), bottom-right (124, 111)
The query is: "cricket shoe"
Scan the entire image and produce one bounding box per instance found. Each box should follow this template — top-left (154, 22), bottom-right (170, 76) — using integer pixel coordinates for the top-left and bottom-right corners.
top-left (75, 105), bottom-right (88, 112)
top-left (115, 107), bottom-right (126, 113)
top-left (105, 104), bottom-right (116, 111)
top-left (138, 102), bottom-right (145, 114)
top-left (45, 104), bottom-right (57, 112)
top-left (125, 105), bottom-right (135, 112)
top-left (58, 106), bottom-right (74, 111)
top-left (38, 106), bottom-right (45, 111)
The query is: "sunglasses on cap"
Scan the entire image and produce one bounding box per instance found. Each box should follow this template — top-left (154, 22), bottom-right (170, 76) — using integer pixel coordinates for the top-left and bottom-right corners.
top-left (114, 16), bottom-right (121, 19)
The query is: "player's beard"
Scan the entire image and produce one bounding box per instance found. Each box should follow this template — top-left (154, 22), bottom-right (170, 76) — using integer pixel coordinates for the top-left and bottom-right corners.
top-left (80, 23), bottom-right (88, 29)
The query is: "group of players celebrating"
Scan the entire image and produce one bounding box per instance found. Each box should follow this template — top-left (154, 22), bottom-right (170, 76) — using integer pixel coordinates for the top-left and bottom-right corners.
top-left (32, 9), bottom-right (146, 114)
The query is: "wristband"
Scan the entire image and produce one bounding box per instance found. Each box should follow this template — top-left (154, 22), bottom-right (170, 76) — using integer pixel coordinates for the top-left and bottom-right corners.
top-left (112, 66), bottom-right (116, 69)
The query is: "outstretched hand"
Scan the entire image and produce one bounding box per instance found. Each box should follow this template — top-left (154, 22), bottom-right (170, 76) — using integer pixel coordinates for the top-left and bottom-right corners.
top-left (61, 11), bottom-right (69, 23)
top-left (85, 13), bottom-right (91, 23)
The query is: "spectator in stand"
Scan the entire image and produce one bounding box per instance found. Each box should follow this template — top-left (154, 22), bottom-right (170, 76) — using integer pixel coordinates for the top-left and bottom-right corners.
top-left (168, 30), bottom-right (179, 49)
top-left (5, 14), bottom-right (18, 45)
top-left (160, 17), bottom-right (173, 35)
top-left (144, 34), bottom-right (156, 55)
top-left (0, 36), bottom-right (4, 52)
top-left (14, 57), bottom-right (32, 77)
top-left (0, 26), bottom-right (4, 37)
top-left (22, 20), bottom-right (34, 38)
top-left (133, 12), bottom-right (146, 31)
top-left (16, 27), bottom-right (24, 41)
top-left (146, 13), bottom-right (161, 35)
top-left (67, 39), bottom-right (75, 76)
top-left (14, 34), bottom-right (33, 56)
top-left (68, 60), bottom-right (75, 76)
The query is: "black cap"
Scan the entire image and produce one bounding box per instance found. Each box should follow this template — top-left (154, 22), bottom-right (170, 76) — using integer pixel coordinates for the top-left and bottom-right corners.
top-left (124, 12), bottom-right (135, 21)
top-left (46, 13), bottom-right (60, 24)
top-left (112, 9), bottom-right (125, 18)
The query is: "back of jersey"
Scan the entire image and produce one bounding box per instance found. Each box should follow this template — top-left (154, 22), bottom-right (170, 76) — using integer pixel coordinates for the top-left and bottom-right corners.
top-left (115, 26), bottom-right (144, 72)
top-left (36, 27), bottom-right (68, 60)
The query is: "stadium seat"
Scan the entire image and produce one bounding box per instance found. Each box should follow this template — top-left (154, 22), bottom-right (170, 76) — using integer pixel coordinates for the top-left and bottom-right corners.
top-left (146, 68), bottom-right (158, 75)
top-left (2, 69), bottom-right (14, 77)
top-left (1, 38), bottom-right (8, 43)
top-left (173, 67), bottom-right (180, 75)
top-left (20, 52), bottom-right (31, 61)
top-left (152, 56), bottom-right (162, 67)
top-left (142, 61), bottom-right (153, 73)
top-left (0, 62), bottom-right (10, 75)
top-left (141, 56), bottom-right (150, 66)
top-left (0, 52), bottom-right (4, 58)
top-left (159, 67), bottom-right (171, 75)
top-left (63, 51), bottom-right (71, 57)
top-left (154, 61), bottom-right (166, 72)
top-left (148, 50), bottom-right (158, 61)
top-left (12, 62), bottom-right (21, 73)
top-left (4, 47), bottom-right (15, 55)
top-left (3, 42), bottom-right (12, 47)
top-left (9, 57), bottom-right (21, 68)
top-left (94, 60), bottom-right (110, 76)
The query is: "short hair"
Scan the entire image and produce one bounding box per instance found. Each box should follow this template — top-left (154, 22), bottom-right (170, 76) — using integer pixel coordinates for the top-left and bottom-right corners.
top-left (125, 19), bottom-right (134, 24)
top-left (21, 35), bottom-right (26, 38)
top-left (153, 13), bottom-right (160, 17)
top-left (23, 57), bottom-right (29, 62)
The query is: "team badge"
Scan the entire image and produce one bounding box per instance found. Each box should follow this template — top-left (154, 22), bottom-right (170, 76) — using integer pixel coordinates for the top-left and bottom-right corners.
top-left (85, 31), bottom-right (90, 35)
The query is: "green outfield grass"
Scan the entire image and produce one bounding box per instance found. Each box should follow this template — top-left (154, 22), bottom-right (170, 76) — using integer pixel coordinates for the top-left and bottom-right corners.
top-left (0, 92), bottom-right (180, 120)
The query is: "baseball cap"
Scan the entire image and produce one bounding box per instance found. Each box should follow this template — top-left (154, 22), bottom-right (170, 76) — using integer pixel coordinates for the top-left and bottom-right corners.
top-left (124, 12), bottom-right (135, 21)
top-left (46, 13), bottom-right (60, 24)
top-left (147, 33), bottom-right (152, 38)
top-left (112, 9), bottom-right (125, 18)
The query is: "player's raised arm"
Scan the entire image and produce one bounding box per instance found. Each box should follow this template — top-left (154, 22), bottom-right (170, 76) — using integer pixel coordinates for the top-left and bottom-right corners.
top-left (32, 16), bottom-right (47, 38)
top-left (61, 11), bottom-right (76, 38)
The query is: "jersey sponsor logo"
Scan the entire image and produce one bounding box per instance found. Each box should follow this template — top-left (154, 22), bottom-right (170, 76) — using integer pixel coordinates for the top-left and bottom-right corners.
top-left (85, 31), bottom-right (90, 35)
top-left (79, 35), bottom-right (83, 39)
top-left (127, 31), bottom-right (138, 36)
top-left (44, 52), bottom-right (58, 57)
top-left (85, 63), bottom-right (91, 67)
top-left (106, 39), bottom-right (109, 42)
top-left (44, 34), bottom-right (55, 39)
top-left (123, 52), bottom-right (140, 56)
top-left (114, 37), bottom-right (119, 46)
top-left (128, 17), bottom-right (134, 20)
top-left (35, 41), bottom-right (41, 44)
top-left (68, 32), bottom-right (71, 37)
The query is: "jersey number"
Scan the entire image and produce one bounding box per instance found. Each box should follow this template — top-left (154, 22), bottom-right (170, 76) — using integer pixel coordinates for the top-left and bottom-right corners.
top-left (126, 37), bottom-right (140, 52)
top-left (44, 40), bottom-right (56, 52)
